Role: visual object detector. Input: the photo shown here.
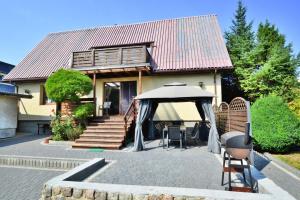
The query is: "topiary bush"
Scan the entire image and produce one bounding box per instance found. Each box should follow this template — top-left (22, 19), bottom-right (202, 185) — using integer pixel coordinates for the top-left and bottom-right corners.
top-left (45, 69), bottom-right (93, 103)
top-left (251, 95), bottom-right (300, 153)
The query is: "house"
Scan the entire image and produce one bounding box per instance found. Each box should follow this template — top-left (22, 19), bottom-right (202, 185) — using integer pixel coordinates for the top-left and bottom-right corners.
top-left (3, 15), bottom-right (232, 148)
top-left (0, 61), bottom-right (15, 93)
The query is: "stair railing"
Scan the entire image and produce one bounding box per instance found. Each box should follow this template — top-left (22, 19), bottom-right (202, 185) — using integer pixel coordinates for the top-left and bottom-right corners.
top-left (124, 99), bottom-right (138, 134)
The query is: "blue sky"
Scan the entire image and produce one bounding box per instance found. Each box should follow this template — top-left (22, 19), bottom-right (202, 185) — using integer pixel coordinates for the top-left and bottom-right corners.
top-left (1, 0), bottom-right (299, 65)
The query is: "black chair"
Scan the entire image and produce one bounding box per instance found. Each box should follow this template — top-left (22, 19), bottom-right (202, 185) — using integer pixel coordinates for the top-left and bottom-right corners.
top-left (186, 122), bottom-right (200, 141)
top-left (167, 125), bottom-right (185, 149)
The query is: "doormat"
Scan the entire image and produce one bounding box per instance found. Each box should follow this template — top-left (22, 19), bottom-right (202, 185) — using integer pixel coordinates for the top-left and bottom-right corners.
top-left (88, 148), bottom-right (105, 152)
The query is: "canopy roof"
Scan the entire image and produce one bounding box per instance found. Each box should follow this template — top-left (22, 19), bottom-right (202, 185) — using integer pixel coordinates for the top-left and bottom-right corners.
top-left (135, 82), bottom-right (214, 101)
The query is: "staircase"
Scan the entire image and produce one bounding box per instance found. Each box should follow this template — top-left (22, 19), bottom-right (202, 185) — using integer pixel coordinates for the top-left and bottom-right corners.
top-left (72, 100), bottom-right (137, 149)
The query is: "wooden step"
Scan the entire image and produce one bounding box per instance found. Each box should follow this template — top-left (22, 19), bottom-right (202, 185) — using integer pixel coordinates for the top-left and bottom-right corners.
top-left (89, 122), bottom-right (125, 126)
top-left (75, 138), bottom-right (123, 143)
top-left (84, 129), bottom-right (125, 133)
top-left (72, 142), bottom-right (122, 149)
top-left (80, 134), bottom-right (125, 139)
top-left (86, 126), bottom-right (125, 130)
top-left (230, 186), bottom-right (253, 193)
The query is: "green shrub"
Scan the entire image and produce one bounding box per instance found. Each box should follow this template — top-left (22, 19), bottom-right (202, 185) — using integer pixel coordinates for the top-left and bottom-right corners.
top-left (74, 103), bottom-right (94, 120)
top-left (50, 115), bottom-right (74, 141)
top-left (251, 95), bottom-right (300, 153)
top-left (52, 134), bottom-right (63, 141)
top-left (45, 69), bottom-right (92, 103)
top-left (66, 126), bottom-right (83, 141)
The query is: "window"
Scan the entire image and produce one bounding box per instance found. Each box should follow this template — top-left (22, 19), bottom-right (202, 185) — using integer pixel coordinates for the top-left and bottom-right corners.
top-left (40, 85), bottom-right (53, 105)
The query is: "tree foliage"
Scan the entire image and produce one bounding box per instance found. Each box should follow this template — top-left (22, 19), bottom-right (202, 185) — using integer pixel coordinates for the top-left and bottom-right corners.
top-left (225, 1), bottom-right (299, 102)
top-left (45, 69), bottom-right (93, 103)
top-left (223, 0), bottom-right (255, 102)
top-left (242, 22), bottom-right (299, 101)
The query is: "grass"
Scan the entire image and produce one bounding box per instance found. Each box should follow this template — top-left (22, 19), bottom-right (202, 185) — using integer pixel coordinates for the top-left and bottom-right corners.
top-left (273, 152), bottom-right (300, 170)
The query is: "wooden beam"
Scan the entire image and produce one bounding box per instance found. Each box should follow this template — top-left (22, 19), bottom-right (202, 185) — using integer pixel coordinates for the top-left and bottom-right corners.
top-left (214, 69), bottom-right (218, 106)
top-left (138, 70), bottom-right (142, 94)
top-left (93, 71), bottom-right (96, 117)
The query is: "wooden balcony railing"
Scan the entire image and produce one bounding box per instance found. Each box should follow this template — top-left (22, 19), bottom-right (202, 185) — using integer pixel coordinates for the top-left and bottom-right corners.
top-left (72, 45), bottom-right (150, 68)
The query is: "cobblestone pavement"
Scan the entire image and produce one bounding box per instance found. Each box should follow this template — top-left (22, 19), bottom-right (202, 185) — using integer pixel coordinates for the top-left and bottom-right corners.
top-left (0, 135), bottom-right (224, 200)
top-left (0, 166), bottom-right (62, 200)
top-left (2, 135), bottom-right (300, 200)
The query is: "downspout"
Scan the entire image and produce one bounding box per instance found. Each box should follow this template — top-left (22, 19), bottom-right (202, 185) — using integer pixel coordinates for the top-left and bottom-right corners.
top-left (214, 69), bottom-right (218, 106)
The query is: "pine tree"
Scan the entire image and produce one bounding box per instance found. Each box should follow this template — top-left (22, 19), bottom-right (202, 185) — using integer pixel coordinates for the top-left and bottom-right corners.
top-left (222, 0), bottom-right (255, 102)
top-left (243, 22), bottom-right (299, 101)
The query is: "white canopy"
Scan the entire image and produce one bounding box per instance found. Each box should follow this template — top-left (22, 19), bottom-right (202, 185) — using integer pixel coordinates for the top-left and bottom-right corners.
top-left (135, 82), bottom-right (214, 101)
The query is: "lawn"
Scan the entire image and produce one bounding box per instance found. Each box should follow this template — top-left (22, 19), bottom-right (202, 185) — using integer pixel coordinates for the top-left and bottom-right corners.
top-left (273, 152), bottom-right (300, 170)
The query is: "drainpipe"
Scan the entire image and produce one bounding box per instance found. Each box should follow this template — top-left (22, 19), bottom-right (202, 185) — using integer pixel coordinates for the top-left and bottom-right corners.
top-left (214, 69), bottom-right (218, 106)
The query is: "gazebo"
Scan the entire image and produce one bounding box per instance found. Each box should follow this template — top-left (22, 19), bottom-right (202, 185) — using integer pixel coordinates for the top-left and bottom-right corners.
top-left (132, 82), bottom-right (220, 153)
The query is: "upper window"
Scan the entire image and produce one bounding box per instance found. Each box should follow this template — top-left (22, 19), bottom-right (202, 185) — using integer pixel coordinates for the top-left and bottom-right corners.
top-left (40, 85), bottom-right (53, 105)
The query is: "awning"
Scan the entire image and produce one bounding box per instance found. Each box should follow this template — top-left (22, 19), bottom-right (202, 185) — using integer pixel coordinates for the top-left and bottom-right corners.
top-left (135, 82), bottom-right (214, 101)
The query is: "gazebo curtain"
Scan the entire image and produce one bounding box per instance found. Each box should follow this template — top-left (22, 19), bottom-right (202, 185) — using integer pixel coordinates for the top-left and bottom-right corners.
top-left (201, 100), bottom-right (220, 153)
top-left (133, 99), bottom-right (220, 154)
top-left (132, 100), bottom-right (153, 151)
top-left (148, 102), bottom-right (159, 139)
top-left (195, 101), bottom-right (206, 122)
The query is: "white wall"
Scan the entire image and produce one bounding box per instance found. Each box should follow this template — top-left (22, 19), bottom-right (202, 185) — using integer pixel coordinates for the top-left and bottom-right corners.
top-left (0, 95), bottom-right (18, 138)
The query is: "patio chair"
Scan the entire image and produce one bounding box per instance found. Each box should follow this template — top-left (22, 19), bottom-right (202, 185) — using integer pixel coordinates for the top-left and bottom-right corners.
top-left (186, 122), bottom-right (200, 140)
top-left (167, 125), bottom-right (185, 149)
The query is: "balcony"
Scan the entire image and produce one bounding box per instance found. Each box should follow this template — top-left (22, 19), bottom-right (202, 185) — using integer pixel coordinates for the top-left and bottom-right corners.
top-left (71, 45), bottom-right (151, 71)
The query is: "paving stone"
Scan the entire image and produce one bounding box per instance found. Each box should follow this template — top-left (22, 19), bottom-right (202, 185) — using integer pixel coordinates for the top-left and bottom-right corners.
top-left (85, 189), bottom-right (95, 199)
top-left (95, 191), bottom-right (107, 200)
top-left (149, 194), bottom-right (165, 200)
top-left (107, 192), bottom-right (119, 200)
top-left (54, 196), bottom-right (66, 200)
top-left (43, 185), bottom-right (52, 197)
top-left (52, 186), bottom-right (61, 196)
top-left (73, 188), bottom-right (83, 198)
top-left (62, 187), bottom-right (73, 197)
top-left (173, 196), bottom-right (186, 200)
top-left (119, 193), bottom-right (132, 200)
top-left (162, 195), bottom-right (173, 200)
top-left (133, 194), bottom-right (149, 200)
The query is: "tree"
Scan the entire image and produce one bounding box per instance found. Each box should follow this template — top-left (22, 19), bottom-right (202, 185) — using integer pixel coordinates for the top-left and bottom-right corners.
top-left (242, 22), bottom-right (299, 101)
top-left (45, 69), bottom-right (93, 112)
top-left (223, 0), bottom-right (255, 102)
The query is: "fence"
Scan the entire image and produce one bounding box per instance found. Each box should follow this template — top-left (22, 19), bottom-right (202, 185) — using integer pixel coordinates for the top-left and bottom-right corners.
top-left (215, 97), bottom-right (250, 135)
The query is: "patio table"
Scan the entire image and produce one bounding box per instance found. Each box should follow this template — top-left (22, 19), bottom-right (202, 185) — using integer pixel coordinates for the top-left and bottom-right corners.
top-left (162, 125), bottom-right (186, 148)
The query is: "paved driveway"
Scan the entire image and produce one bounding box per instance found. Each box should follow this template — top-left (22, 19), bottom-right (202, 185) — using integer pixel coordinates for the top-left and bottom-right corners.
top-left (0, 135), bottom-right (223, 200)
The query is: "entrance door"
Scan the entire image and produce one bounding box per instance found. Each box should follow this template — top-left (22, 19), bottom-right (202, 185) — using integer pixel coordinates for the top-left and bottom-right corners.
top-left (120, 81), bottom-right (137, 115)
top-left (104, 82), bottom-right (120, 115)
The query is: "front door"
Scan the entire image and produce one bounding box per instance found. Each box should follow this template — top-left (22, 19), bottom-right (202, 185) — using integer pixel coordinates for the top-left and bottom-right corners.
top-left (120, 81), bottom-right (137, 115)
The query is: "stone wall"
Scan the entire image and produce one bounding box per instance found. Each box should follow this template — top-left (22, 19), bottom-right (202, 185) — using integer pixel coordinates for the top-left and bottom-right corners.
top-left (41, 185), bottom-right (205, 200)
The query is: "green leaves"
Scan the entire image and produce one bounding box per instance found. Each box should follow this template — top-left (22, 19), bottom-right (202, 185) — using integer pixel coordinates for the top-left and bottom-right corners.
top-left (74, 103), bottom-right (95, 120)
top-left (225, 1), bottom-right (299, 102)
top-left (251, 95), bottom-right (300, 153)
top-left (45, 69), bottom-right (93, 103)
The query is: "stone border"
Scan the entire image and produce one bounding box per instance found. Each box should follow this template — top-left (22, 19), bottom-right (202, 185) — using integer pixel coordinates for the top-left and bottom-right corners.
top-left (47, 139), bottom-right (75, 146)
top-left (0, 155), bottom-right (88, 170)
top-left (42, 158), bottom-right (276, 200)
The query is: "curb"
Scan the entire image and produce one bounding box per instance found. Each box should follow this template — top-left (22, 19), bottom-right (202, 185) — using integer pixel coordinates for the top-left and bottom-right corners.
top-left (0, 155), bottom-right (88, 170)
top-left (263, 152), bottom-right (300, 180)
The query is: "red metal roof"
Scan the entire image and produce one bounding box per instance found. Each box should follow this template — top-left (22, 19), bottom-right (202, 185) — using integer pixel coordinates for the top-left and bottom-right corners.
top-left (4, 15), bottom-right (232, 81)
